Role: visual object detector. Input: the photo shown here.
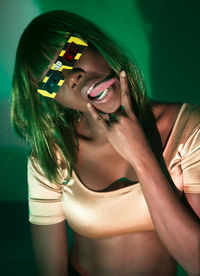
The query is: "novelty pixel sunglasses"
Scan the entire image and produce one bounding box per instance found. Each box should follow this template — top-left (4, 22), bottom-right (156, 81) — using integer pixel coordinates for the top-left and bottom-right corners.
top-left (37, 33), bottom-right (88, 98)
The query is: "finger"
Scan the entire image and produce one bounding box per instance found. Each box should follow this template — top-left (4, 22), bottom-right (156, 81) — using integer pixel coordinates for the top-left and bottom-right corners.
top-left (120, 71), bottom-right (132, 116)
top-left (109, 113), bottom-right (118, 122)
top-left (86, 103), bottom-right (108, 130)
top-left (107, 113), bottom-right (118, 127)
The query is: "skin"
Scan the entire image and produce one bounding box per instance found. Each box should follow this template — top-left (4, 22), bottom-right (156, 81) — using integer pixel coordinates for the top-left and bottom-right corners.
top-left (32, 45), bottom-right (200, 276)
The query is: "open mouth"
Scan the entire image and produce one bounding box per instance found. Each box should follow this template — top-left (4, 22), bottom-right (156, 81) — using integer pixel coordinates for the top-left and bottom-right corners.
top-left (87, 71), bottom-right (116, 101)
top-left (88, 88), bottom-right (109, 100)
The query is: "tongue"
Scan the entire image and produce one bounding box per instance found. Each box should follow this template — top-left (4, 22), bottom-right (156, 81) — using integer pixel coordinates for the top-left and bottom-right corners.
top-left (89, 77), bottom-right (116, 97)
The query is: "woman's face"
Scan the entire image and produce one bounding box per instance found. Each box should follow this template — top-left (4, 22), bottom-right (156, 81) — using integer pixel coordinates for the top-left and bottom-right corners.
top-left (54, 45), bottom-right (121, 114)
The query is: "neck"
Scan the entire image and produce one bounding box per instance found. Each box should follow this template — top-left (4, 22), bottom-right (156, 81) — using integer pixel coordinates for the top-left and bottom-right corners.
top-left (75, 111), bottom-right (109, 144)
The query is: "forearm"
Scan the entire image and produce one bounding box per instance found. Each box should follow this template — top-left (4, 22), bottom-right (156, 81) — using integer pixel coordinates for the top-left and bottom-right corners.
top-left (131, 148), bottom-right (200, 275)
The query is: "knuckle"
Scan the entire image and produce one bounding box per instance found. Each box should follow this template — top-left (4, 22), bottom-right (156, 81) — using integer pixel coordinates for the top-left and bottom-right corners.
top-left (96, 116), bottom-right (105, 126)
top-left (119, 116), bottom-right (127, 124)
top-left (122, 90), bottom-right (129, 97)
top-left (97, 116), bottom-right (103, 121)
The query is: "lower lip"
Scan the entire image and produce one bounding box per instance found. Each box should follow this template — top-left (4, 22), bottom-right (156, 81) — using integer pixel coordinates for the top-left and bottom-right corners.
top-left (88, 84), bottom-right (115, 104)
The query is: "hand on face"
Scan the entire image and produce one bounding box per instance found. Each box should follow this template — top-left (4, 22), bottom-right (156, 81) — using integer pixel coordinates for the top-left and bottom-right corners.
top-left (87, 71), bottom-right (151, 168)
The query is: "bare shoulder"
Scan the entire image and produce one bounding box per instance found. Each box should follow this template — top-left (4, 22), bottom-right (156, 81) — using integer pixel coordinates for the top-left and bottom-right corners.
top-left (152, 102), bottom-right (183, 148)
top-left (152, 102), bottom-right (183, 121)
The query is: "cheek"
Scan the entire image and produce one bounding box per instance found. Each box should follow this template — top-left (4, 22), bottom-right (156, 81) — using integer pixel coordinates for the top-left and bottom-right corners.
top-left (55, 87), bottom-right (87, 110)
top-left (113, 80), bottom-right (121, 92)
top-left (55, 82), bottom-right (75, 100)
top-left (55, 86), bottom-right (73, 104)
top-left (90, 56), bottom-right (111, 73)
top-left (76, 48), bottom-right (111, 74)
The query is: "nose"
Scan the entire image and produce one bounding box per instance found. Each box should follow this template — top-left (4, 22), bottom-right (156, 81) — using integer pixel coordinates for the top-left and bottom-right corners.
top-left (66, 70), bottom-right (85, 89)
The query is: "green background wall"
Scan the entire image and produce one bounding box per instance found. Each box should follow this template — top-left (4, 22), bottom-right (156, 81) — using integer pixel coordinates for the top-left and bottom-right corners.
top-left (0, 0), bottom-right (199, 275)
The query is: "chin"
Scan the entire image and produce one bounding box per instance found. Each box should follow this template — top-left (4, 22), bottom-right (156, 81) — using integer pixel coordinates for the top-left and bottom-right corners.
top-left (94, 102), bottom-right (121, 114)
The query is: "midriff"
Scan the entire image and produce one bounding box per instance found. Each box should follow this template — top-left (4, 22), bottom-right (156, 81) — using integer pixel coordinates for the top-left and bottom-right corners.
top-left (70, 230), bottom-right (177, 276)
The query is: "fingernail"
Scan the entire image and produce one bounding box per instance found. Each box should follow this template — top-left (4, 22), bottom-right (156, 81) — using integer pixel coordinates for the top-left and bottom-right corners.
top-left (121, 71), bottom-right (126, 78)
top-left (87, 102), bottom-right (92, 108)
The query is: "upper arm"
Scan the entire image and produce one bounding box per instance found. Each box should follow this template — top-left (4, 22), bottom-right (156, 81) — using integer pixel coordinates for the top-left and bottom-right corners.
top-left (31, 221), bottom-right (68, 276)
top-left (27, 156), bottom-right (68, 275)
top-left (28, 156), bottom-right (66, 225)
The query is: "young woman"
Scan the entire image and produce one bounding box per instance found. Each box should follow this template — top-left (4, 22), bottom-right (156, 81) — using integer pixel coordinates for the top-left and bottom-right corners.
top-left (11, 10), bottom-right (200, 276)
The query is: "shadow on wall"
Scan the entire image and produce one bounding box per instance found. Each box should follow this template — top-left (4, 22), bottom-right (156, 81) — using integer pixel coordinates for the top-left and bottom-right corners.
top-left (0, 147), bottom-right (35, 274)
top-left (136, 0), bottom-right (200, 104)
top-left (0, 146), bottom-right (29, 201)
top-left (0, 201), bottom-right (36, 276)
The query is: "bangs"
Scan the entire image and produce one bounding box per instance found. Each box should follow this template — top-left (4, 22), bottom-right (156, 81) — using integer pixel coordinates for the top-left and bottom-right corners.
top-left (18, 23), bottom-right (70, 81)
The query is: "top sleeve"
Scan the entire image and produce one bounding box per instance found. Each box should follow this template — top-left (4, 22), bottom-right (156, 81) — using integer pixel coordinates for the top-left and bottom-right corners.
top-left (181, 127), bottom-right (200, 193)
top-left (27, 155), bottom-right (66, 225)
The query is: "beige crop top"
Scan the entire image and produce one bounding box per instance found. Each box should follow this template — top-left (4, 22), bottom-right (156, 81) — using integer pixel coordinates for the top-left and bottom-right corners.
top-left (28, 103), bottom-right (200, 238)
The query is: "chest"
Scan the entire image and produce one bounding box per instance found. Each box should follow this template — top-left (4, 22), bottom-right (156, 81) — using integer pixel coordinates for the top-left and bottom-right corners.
top-left (75, 140), bottom-right (139, 192)
top-left (74, 104), bottom-right (181, 192)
